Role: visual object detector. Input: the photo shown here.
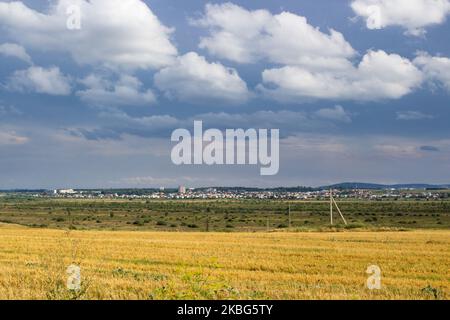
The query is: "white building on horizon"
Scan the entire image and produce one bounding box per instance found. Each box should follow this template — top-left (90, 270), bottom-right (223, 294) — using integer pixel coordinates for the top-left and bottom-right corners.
top-left (54, 189), bottom-right (76, 195)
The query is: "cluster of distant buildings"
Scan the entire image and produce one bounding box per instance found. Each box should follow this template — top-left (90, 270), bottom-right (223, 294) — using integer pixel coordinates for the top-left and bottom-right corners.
top-left (45, 187), bottom-right (449, 201)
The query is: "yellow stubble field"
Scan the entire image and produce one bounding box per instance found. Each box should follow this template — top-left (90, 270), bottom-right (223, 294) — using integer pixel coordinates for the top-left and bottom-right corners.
top-left (0, 224), bottom-right (448, 300)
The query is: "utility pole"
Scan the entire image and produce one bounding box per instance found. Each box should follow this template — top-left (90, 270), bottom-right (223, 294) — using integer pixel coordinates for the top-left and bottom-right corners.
top-left (330, 190), bottom-right (347, 226)
top-left (330, 189), bottom-right (333, 225)
top-left (288, 204), bottom-right (292, 228)
top-left (206, 215), bottom-right (210, 232)
top-left (67, 208), bottom-right (73, 230)
top-left (332, 197), bottom-right (348, 225)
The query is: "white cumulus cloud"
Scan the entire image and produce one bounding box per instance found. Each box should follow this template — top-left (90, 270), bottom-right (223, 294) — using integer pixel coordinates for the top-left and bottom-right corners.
top-left (7, 66), bottom-right (71, 95)
top-left (192, 3), bottom-right (356, 70)
top-left (0, 43), bottom-right (32, 64)
top-left (351, 0), bottom-right (450, 36)
top-left (154, 52), bottom-right (250, 105)
top-left (0, 0), bottom-right (178, 70)
top-left (258, 50), bottom-right (423, 102)
top-left (414, 52), bottom-right (450, 92)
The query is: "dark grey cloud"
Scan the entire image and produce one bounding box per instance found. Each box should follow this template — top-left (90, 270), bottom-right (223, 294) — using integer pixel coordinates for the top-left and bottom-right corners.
top-left (420, 145), bottom-right (440, 152)
top-left (69, 108), bottom-right (342, 141)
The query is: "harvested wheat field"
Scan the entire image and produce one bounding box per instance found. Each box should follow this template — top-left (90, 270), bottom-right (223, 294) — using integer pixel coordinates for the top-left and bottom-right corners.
top-left (0, 224), bottom-right (448, 300)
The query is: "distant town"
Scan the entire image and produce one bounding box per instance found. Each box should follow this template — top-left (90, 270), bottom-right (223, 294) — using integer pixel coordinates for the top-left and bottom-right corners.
top-left (1, 183), bottom-right (450, 201)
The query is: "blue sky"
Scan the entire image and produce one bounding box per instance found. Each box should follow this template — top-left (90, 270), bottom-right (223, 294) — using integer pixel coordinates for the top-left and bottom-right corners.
top-left (0, 0), bottom-right (450, 189)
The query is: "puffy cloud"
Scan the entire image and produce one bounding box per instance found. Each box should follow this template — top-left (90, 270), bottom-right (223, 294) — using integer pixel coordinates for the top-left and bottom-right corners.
top-left (7, 66), bottom-right (71, 95)
top-left (0, 0), bottom-right (177, 70)
top-left (192, 3), bottom-right (356, 69)
top-left (314, 105), bottom-right (352, 123)
top-left (258, 50), bottom-right (423, 102)
top-left (0, 43), bottom-right (32, 64)
top-left (154, 52), bottom-right (250, 104)
top-left (192, 3), bottom-right (425, 102)
top-left (77, 74), bottom-right (156, 107)
top-left (351, 0), bottom-right (450, 36)
top-left (414, 52), bottom-right (450, 92)
top-left (396, 111), bottom-right (434, 120)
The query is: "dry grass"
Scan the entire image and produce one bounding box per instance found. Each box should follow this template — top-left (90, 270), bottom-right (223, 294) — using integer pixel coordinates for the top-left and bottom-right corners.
top-left (0, 223), bottom-right (448, 300)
